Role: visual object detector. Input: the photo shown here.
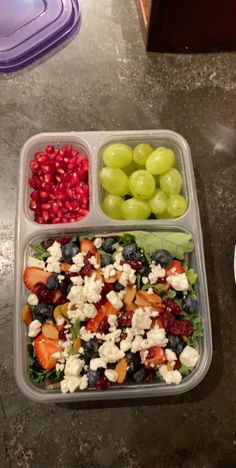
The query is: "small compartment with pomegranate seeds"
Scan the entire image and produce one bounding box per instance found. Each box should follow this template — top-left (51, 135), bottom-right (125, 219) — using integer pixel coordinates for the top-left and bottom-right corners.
top-left (23, 134), bottom-right (91, 225)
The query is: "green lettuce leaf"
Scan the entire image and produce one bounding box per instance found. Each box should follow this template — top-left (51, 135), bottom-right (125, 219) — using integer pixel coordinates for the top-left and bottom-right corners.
top-left (179, 365), bottom-right (192, 376)
top-left (131, 231), bottom-right (194, 261)
top-left (186, 268), bottom-right (198, 285)
top-left (30, 243), bottom-right (50, 261)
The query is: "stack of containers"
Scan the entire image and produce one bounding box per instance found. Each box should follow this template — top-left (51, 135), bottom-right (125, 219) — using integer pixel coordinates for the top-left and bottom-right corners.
top-left (15, 130), bottom-right (212, 402)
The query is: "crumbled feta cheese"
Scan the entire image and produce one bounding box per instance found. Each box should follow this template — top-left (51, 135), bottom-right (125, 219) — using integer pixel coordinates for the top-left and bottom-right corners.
top-left (142, 276), bottom-right (149, 285)
top-left (131, 335), bottom-right (144, 353)
top-left (79, 326), bottom-right (95, 342)
top-left (165, 349), bottom-right (177, 362)
top-left (105, 369), bottom-right (118, 383)
top-left (79, 347), bottom-right (84, 354)
top-left (79, 375), bottom-right (88, 390)
top-left (58, 274), bottom-right (64, 282)
top-left (117, 289), bottom-right (126, 300)
top-left (120, 339), bottom-right (132, 352)
top-left (84, 303), bottom-right (97, 318)
top-left (52, 351), bottom-right (62, 359)
top-left (104, 329), bottom-right (121, 342)
top-left (148, 263), bottom-right (165, 284)
top-left (147, 288), bottom-right (154, 294)
top-left (61, 376), bottom-right (81, 393)
top-left (27, 293), bottom-right (39, 306)
top-left (93, 237), bottom-right (102, 249)
top-left (159, 364), bottom-right (182, 385)
top-left (119, 264), bottom-right (136, 287)
top-left (106, 290), bottom-right (123, 310)
top-left (56, 363), bottom-right (65, 372)
top-left (83, 274), bottom-right (103, 303)
top-left (108, 314), bottom-right (118, 329)
top-left (89, 255), bottom-right (99, 269)
top-left (179, 346), bottom-right (199, 368)
top-left (131, 307), bottom-right (152, 334)
top-left (99, 341), bottom-right (125, 363)
top-left (69, 252), bottom-right (85, 273)
top-left (149, 308), bottom-right (159, 318)
top-left (71, 276), bottom-right (84, 286)
top-left (45, 241), bottom-right (62, 273)
top-left (68, 302), bottom-right (97, 322)
top-left (167, 273), bottom-right (189, 291)
top-left (27, 257), bottom-right (45, 270)
top-left (28, 320), bottom-right (41, 338)
top-left (90, 358), bottom-right (107, 371)
top-left (102, 264), bottom-right (116, 280)
top-left (64, 356), bottom-right (84, 377)
top-left (143, 326), bottom-right (168, 348)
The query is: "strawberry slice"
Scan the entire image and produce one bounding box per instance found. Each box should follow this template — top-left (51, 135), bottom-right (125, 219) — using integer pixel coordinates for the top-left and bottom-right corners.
top-left (23, 267), bottom-right (51, 292)
top-left (86, 308), bottom-right (106, 332)
top-left (166, 260), bottom-right (184, 276)
top-left (34, 334), bottom-right (62, 371)
top-left (140, 346), bottom-right (166, 369)
top-left (80, 238), bottom-right (97, 255)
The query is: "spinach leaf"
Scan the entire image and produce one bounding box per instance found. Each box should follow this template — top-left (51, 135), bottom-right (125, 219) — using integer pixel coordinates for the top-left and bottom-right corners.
top-left (30, 243), bottom-right (50, 261)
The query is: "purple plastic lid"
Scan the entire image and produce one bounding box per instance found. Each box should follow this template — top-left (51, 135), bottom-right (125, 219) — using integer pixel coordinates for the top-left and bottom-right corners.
top-left (0, 0), bottom-right (80, 72)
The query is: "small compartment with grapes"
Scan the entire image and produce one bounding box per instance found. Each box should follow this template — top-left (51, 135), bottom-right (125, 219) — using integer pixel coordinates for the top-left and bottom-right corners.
top-left (99, 141), bottom-right (188, 221)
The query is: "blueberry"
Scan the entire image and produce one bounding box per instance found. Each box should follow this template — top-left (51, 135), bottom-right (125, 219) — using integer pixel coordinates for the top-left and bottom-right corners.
top-left (83, 340), bottom-right (99, 358)
top-left (102, 237), bottom-right (117, 253)
top-left (34, 303), bottom-right (53, 321)
top-left (132, 366), bottom-right (146, 383)
top-left (101, 253), bottom-right (113, 267)
top-left (126, 351), bottom-right (141, 374)
top-left (114, 281), bottom-right (125, 291)
top-left (86, 369), bottom-right (101, 387)
top-left (183, 294), bottom-right (197, 314)
top-left (67, 283), bottom-right (72, 294)
top-left (151, 249), bottom-right (173, 267)
top-left (139, 263), bottom-right (150, 277)
top-left (46, 274), bottom-right (59, 290)
top-left (122, 243), bottom-right (143, 261)
top-left (61, 243), bottom-right (80, 264)
top-left (166, 332), bottom-right (185, 354)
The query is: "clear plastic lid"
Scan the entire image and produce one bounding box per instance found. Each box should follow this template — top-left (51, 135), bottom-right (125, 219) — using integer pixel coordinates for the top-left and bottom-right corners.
top-left (0, 0), bottom-right (80, 72)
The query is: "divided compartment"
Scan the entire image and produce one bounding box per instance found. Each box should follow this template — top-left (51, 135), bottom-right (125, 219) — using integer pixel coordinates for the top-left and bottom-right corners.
top-left (19, 133), bottom-right (94, 228)
top-left (14, 224), bottom-right (212, 402)
top-left (96, 132), bottom-right (191, 223)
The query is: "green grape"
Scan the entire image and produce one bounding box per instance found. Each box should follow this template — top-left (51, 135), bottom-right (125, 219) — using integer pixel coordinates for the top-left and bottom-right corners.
top-left (166, 194), bottom-right (187, 217)
top-left (99, 167), bottom-right (129, 196)
top-left (133, 143), bottom-right (153, 166)
top-left (146, 147), bottom-right (176, 175)
top-left (159, 168), bottom-right (183, 197)
top-left (129, 170), bottom-right (155, 200)
top-left (158, 211), bottom-right (173, 219)
top-left (102, 144), bottom-right (133, 168)
top-left (154, 175), bottom-right (159, 186)
top-left (149, 189), bottom-right (168, 216)
top-left (102, 194), bottom-right (123, 219)
top-left (123, 161), bottom-right (137, 176)
top-left (121, 198), bottom-right (151, 220)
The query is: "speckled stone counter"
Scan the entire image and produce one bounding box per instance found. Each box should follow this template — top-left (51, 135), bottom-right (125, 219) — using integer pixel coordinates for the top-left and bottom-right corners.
top-left (0, 1), bottom-right (236, 467)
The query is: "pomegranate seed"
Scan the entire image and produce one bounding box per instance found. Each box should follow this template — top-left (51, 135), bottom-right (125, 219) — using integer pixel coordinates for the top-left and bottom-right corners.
top-left (80, 209), bottom-right (88, 217)
top-left (30, 191), bottom-right (40, 201)
top-left (52, 202), bottom-right (59, 213)
top-left (45, 145), bottom-right (55, 154)
top-left (42, 210), bottom-right (50, 222)
top-left (58, 149), bottom-right (65, 157)
top-left (56, 167), bottom-right (65, 175)
top-left (39, 191), bottom-right (48, 200)
top-left (52, 217), bottom-right (61, 224)
top-left (56, 154), bottom-right (64, 163)
top-left (29, 200), bottom-right (38, 211)
top-left (30, 160), bottom-right (39, 173)
top-left (34, 151), bottom-right (45, 161)
top-left (42, 203), bottom-right (51, 210)
top-left (38, 155), bottom-right (50, 165)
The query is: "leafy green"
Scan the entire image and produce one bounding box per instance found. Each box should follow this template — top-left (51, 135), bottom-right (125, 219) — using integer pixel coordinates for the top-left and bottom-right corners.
top-left (186, 268), bottom-right (198, 285)
top-left (180, 312), bottom-right (203, 346)
top-left (179, 365), bottom-right (192, 376)
top-left (188, 284), bottom-right (197, 300)
top-left (136, 273), bottom-right (141, 290)
top-left (119, 233), bottom-right (136, 245)
top-left (162, 289), bottom-right (176, 299)
top-left (130, 231), bottom-right (194, 260)
top-left (71, 320), bottom-right (81, 341)
top-left (27, 343), bottom-right (35, 360)
top-left (76, 232), bottom-right (94, 242)
top-left (156, 371), bottom-right (164, 381)
top-left (30, 243), bottom-right (50, 261)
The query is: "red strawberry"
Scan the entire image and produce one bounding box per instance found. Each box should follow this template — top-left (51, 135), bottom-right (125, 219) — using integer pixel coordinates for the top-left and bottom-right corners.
top-left (23, 267), bottom-right (51, 292)
top-left (34, 334), bottom-right (61, 371)
top-left (166, 260), bottom-right (184, 276)
top-left (86, 309), bottom-right (106, 332)
top-left (140, 346), bottom-right (166, 369)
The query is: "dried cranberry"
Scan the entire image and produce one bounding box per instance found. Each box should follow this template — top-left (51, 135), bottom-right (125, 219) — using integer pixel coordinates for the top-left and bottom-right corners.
top-left (145, 369), bottom-right (155, 383)
top-left (97, 317), bottom-right (109, 334)
top-left (169, 319), bottom-right (194, 336)
top-left (123, 260), bottom-right (142, 270)
top-left (163, 299), bottom-right (181, 314)
top-left (33, 282), bottom-right (54, 303)
top-left (80, 251), bottom-right (93, 277)
top-left (161, 310), bottom-right (175, 330)
top-left (174, 358), bottom-right (181, 370)
top-left (96, 374), bottom-right (109, 391)
top-left (117, 310), bottom-right (133, 328)
top-left (58, 327), bottom-right (66, 340)
top-left (157, 277), bottom-right (166, 284)
top-left (55, 236), bottom-right (72, 245)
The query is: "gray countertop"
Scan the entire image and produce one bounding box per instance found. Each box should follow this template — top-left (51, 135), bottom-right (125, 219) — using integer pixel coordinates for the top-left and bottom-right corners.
top-left (0, 1), bottom-right (236, 467)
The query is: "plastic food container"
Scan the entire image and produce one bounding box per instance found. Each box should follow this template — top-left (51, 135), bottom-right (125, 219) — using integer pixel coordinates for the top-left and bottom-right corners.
top-left (15, 130), bottom-right (212, 402)
top-left (0, 0), bottom-right (80, 72)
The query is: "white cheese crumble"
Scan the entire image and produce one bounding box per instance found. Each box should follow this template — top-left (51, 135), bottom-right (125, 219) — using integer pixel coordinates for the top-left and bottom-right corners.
top-left (106, 290), bottom-right (123, 310)
top-left (69, 252), bottom-right (85, 273)
top-left (143, 326), bottom-right (168, 348)
top-left (83, 274), bottom-right (103, 303)
top-left (79, 326), bottom-right (95, 342)
top-left (102, 264), bottom-right (116, 279)
top-left (159, 365), bottom-right (182, 385)
top-left (61, 376), bottom-right (81, 393)
top-left (28, 319), bottom-right (41, 337)
top-left (71, 276), bottom-right (84, 286)
top-left (79, 375), bottom-right (88, 390)
top-left (99, 341), bottom-right (125, 363)
top-left (56, 363), bottom-right (65, 372)
top-left (131, 335), bottom-right (144, 353)
top-left (45, 241), bottom-right (62, 273)
top-left (131, 307), bottom-right (152, 334)
top-left (89, 255), bottom-right (100, 269)
top-left (167, 273), bottom-right (189, 291)
top-left (108, 314), bottom-right (118, 329)
top-left (90, 358), bottom-right (107, 371)
top-left (179, 346), bottom-right (199, 368)
top-left (64, 355), bottom-right (84, 377)
top-left (58, 274), bottom-right (64, 283)
top-left (147, 288), bottom-right (154, 294)
top-left (27, 293), bottom-right (39, 306)
top-left (165, 349), bottom-right (177, 362)
top-left (148, 263), bottom-right (165, 284)
top-left (119, 264), bottom-right (136, 287)
top-left (27, 257), bottom-right (45, 270)
top-left (93, 237), bottom-right (102, 249)
top-left (105, 369), bottom-right (118, 383)
top-left (142, 276), bottom-right (149, 285)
